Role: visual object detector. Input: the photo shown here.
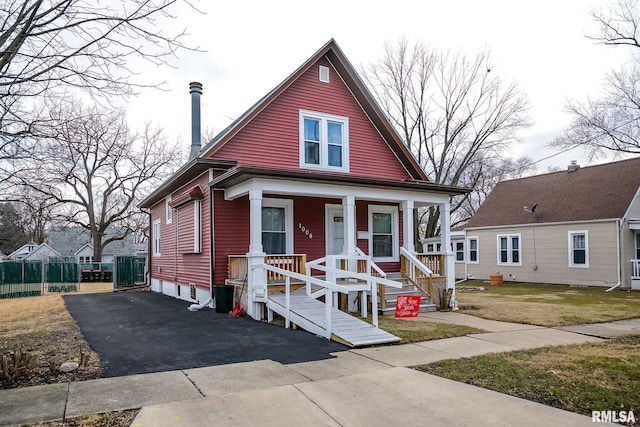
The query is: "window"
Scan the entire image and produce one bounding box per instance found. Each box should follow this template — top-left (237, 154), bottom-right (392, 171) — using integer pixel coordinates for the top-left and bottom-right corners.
top-left (262, 199), bottom-right (293, 254)
top-left (468, 237), bottom-right (479, 263)
top-left (568, 231), bottom-right (589, 267)
top-left (165, 196), bottom-right (172, 223)
top-left (636, 232), bottom-right (640, 259)
top-left (193, 200), bottom-right (201, 253)
top-left (455, 242), bottom-right (464, 261)
top-left (497, 234), bottom-right (520, 265)
top-left (153, 220), bottom-right (161, 256)
top-left (368, 205), bottom-right (399, 262)
top-left (299, 110), bottom-right (349, 171)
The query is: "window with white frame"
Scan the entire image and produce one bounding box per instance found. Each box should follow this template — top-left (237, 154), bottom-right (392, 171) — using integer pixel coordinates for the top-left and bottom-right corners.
top-left (636, 232), bottom-right (640, 259)
top-left (165, 196), bottom-right (172, 223)
top-left (455, 242), bottom-right (464, 261)
top-left (467, 237), bottom-right (479, 263)
top-left (193, 200), bottom-right (202, 253)
top-left (568, 231), bottom-right (589, 267)
top-left (368, 205), bottom-right (399, 262)
top-left (299, 110), bottom-right (349, 171)
top-left (497, 234), bottom-right (520, 265)
top-left (262, 199), bottom-right (293, 255)
top-left (153, 220), bottom-right (161, 256)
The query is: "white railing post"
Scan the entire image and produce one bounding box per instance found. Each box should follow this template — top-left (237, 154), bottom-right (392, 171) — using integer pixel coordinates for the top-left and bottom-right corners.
top-left (285, 276), bottom-right (290, 329)
top-left (325, 289), bottom-right (332, 339)
top-left (371, 277), bottom-right (379, 328)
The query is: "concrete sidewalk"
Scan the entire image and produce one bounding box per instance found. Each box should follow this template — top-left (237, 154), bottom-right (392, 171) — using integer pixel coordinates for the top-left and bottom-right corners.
top-left (0, 314), bottom-right (626, 427)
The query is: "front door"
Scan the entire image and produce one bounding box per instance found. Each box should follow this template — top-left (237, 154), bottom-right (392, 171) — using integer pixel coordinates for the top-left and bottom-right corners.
top-left (326, 206), bottom-right (344, 256)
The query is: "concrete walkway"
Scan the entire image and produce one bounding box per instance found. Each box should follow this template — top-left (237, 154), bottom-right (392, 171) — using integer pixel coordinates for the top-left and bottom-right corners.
top-left (1, 313), bottom-right (629, 427)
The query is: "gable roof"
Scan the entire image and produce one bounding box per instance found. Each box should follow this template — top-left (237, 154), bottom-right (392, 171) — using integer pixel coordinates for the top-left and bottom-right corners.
top-left (464, 157), bottom-right (640, 228)
top-left (199, 38), bottom-right (427, 181)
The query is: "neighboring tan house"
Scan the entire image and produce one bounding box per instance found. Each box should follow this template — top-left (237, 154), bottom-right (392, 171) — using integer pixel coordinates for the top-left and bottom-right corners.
top-left (139, 39), bottom-right (467, 344)
top-left (450, 158), bottom-right (640, 289)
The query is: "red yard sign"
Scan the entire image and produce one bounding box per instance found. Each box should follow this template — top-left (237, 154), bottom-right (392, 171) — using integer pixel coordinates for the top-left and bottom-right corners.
top-left (394, 295), bottom-right (421, 318)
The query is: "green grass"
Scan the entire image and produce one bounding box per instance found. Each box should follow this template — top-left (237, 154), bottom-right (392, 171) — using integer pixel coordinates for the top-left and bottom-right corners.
top-left (363, 316), bottom-right (486, 344)
top-left (416, 334), bottom-right (640, 417)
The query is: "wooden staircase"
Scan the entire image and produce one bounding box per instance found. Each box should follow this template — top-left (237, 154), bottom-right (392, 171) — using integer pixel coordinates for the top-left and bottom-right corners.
top-left (379, 273), bottom-right (436, 315)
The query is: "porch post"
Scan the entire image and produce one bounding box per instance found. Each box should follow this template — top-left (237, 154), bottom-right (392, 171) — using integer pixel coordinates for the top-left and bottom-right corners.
top-left (402, 200), bottom-right (415, 253)
top-left (246, 189), bottom-right (266, 320)
top-left (343, 196), bottom-right (357, 256)
top-left (440, 200), bottom-right (455, 290)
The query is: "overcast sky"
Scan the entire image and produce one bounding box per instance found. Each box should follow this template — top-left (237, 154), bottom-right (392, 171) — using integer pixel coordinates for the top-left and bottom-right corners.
top-left (125, 0), bottom-right (631, 172)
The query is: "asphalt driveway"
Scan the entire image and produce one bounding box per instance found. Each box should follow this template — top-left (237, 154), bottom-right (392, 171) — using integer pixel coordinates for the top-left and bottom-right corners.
top-left (63, 291), bottom-right (347, 378)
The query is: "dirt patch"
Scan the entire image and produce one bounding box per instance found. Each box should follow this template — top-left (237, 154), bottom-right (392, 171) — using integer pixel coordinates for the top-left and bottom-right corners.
top-left (29, 409), bottom-right (139, 427)
top-left (0, 294), bottom-right (101, 389)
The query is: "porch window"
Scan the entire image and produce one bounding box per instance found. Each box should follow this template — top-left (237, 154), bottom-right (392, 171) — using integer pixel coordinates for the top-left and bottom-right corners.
top-left (299, 110), bottom-right (349, 172)
top-left (468, 237), bottom-right (478, 263)
top-left (497, 234), bottom-right (520, 265)
top-left (569, 231), bottom-right (589, 267)
top-left (368, 205), bottom-right (399, 262)
top-left (261, 198), bottom-right (293, 254)
top-left (152, 220), bottom-right (161, 256)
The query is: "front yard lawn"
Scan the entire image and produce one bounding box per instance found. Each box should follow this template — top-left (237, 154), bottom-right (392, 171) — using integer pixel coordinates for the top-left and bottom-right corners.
top-left (456, 281), bottom-right (640, 327)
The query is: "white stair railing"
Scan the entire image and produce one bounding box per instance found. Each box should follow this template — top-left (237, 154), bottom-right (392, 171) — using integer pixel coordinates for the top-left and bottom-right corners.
top-left (632, 259), bottom-right (640, 279)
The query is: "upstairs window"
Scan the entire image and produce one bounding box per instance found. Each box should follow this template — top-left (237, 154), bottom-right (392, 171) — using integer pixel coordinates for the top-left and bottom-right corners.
top-left (568, 231), bottom-right (589, 267)
top-left (153, 220), bottom-right (161, 256)
top-left (299, 110), bottom-right (349, 172)
top-left (165, 196), bottom-right (172, 223)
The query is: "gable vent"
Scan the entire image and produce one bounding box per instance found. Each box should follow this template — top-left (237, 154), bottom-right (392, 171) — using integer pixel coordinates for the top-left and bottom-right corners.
top-left (319, 65), bottom-right (330, 83)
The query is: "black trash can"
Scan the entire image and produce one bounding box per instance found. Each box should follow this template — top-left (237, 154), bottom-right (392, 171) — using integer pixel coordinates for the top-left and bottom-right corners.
top-left (214, 284), bottom-right (234, 313)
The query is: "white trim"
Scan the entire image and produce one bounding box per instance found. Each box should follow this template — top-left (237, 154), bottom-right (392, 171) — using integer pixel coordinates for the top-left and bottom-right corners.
top-left (368, 205), bottom-right (399, 262)
top-left (165, 196), bottom-right (172, 224)
top-left (299, 109), bottom-right (349, 172)
top-left (496, 233), bottom-right (521, 266)
top-left (223, 177), bottom-right (449, 205)
top-left (467, 236), bottom-right (479, 264)
top-left (152, 219), bottom-right (161, 257)
top-left (568, 230), bottom-right (589, 268)
top-left (262, 198), bottom-right (294, 254)
top-left (464, 218), bottom-right (619, 231)
top-left (623, 185), bottom-right (640, 220)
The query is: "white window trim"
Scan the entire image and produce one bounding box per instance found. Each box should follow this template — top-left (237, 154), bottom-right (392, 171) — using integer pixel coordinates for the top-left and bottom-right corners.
top-left (299, 109), bottom-right (349, 172)
top-left (496, 234), bottom-right (521, 266)
top-left (165, 196), bottom-right (172, 224)
top-left (193, 200), bottom-right (202, 253)
top-left (368, 205), bottom-right (399, 262)
top-left (467, 236), bottom-right (479, 264)
top-left (568, 230), bottom-right (589, 268)
top-left (262, 198), bottom-right (294, 254)
top-left (454, 241), bottom-right (465, 263)
top-left (153, 219), bottom-right (161, 257)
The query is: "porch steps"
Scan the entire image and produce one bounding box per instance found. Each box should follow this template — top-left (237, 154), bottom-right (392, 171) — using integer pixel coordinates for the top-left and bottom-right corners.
top-left (267, 292), bottom-right (400, 348)
top-left (379, 273), bottom-right (435, 315)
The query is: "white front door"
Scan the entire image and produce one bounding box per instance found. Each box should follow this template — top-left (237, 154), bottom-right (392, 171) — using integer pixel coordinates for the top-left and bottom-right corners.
top-left (326, 206), bottom-right (344, 256)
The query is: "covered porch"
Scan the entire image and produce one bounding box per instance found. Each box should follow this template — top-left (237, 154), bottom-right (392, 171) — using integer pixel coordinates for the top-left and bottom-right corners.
top-left (212, 166), bottom-right (466, 323)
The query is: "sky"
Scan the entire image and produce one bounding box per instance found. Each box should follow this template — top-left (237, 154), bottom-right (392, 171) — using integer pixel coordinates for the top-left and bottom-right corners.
top-left (125, 0), bottom-right (632, 173)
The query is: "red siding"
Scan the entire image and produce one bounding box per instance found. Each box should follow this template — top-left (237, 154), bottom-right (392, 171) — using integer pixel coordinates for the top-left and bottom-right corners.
top-left (177, 203), bottom-right (195, 254)
top-left (212, 191), bottom-right (250, 284)
top-left (149, 172), bottom-right (211, 291)
top-left (210, 56), bottom-right (411, 181)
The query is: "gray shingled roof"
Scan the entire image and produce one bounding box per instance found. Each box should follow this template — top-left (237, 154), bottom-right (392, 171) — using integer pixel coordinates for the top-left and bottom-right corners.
top-left (47, 227), bottom-right (145, 256)
top-left (464, 157), bottom-right (640, 228)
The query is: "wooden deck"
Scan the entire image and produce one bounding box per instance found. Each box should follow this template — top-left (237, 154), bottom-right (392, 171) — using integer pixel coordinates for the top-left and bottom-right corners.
top-left (267, 291), bottom-right (400, 347)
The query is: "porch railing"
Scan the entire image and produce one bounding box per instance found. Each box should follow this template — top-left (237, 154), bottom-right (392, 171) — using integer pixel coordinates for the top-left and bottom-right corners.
top-left (400, 247), bottom-right (434, 300)
top-left (632, 259), bottom-right (640, 279)
top-left (307, 254), bottom-right (402, 328)
top-left (415, 253), bottom-right (444, 276)
top-left (228, 254), bottom-right (307, 283)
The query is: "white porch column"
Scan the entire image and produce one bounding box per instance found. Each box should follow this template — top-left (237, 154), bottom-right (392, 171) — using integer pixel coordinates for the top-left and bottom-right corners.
top-left (401, 200), bottom-right (415, 253)
top-left (342, 195), bottom-right (357, 256)
top-left (440, 200), bottom-right (455, 290)
top-left (246, 189), bottom-right (266, 320)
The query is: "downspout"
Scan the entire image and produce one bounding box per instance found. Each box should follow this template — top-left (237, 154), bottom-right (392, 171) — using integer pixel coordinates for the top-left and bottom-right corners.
top-left (144, 208), bottom-right (152, 286)
top-left (606, 218), bottom-right (623, 292)
top-left (189, 175), bottom-right (216, 312)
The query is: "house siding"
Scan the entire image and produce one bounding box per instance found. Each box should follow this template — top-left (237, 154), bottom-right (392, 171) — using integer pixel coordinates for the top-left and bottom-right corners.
top-left (466, 221), bottom-right (619, 287)
top-left (209, 56), bottom-right (412, 181)
top-left (150, 172), bottom-right (211, 296)
top-left (626, 190), bottom-right (640, 219)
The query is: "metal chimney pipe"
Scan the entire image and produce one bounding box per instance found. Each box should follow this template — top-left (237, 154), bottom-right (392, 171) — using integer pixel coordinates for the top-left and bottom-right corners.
top-left (189, 82), bottom-right (202, 159)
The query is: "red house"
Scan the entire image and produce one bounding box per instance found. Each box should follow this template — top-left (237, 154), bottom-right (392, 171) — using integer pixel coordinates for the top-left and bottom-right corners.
top-left (140, 40), bottom-right (466, 346)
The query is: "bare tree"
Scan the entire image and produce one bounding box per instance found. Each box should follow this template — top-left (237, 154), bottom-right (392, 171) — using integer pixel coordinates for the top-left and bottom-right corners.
top-left (0, 0), bottom-right (199, 167)
top-left (363, 38), bottom-right (531, 238)
top-left (11, 99), bottom-right (183, 261)
top-left (553, 0), bottom-right (640, 157)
